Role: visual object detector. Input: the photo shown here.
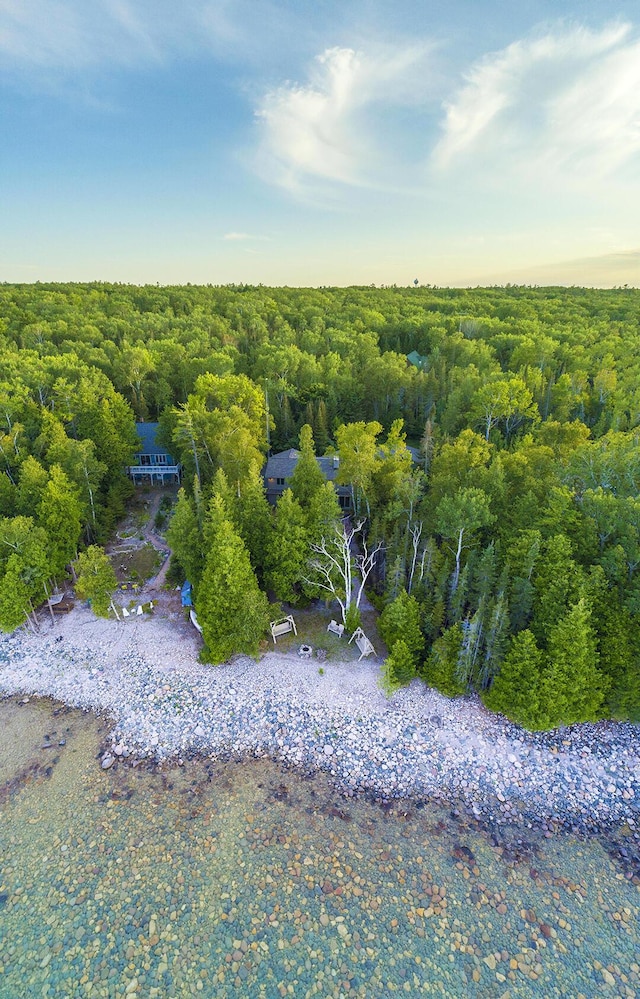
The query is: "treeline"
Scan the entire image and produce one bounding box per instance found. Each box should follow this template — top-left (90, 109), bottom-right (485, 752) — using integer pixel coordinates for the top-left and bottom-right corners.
top-left (0, 282), bottom-right (639, 726)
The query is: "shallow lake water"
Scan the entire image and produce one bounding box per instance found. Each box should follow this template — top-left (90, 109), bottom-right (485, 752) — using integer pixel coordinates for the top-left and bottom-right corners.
top-left (0, 697), bottom-right (638, 999)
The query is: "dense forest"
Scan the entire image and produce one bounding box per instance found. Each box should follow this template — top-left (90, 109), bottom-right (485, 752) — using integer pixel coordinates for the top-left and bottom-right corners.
top-left (1, 281), bottom-right (640, 728)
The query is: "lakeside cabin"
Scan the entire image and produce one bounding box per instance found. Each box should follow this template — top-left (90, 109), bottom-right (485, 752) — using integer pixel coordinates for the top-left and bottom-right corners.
top-left (128, 422), bottom-right (181, 486)
top-left (263, 449), bottom-right (352, 509)
top-left (264, 446), bottom-right (422, 508)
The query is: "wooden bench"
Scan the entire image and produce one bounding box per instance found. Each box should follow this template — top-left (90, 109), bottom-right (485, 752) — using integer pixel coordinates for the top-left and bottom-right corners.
top-left (327, 619), bottom-right (344, 638)
top-left (270, 615), bottom-right (297, 644)
top-left (348, 626), bottom-right (375, 660)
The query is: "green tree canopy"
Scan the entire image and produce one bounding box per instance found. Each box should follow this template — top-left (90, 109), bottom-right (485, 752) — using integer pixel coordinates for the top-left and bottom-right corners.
top-left (75, 545), bottom-right (118, 618)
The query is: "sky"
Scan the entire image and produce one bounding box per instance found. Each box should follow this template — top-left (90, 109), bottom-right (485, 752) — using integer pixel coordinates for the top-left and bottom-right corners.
top-left (1, 0), bottom-right (639, 287)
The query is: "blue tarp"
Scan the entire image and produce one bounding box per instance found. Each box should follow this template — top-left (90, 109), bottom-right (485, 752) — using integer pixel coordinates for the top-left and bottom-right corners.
top-left (181, 581), bottom-right (193, 607)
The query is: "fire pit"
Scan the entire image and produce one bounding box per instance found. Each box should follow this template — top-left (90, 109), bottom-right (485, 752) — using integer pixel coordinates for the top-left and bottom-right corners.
top-left (298, 644), bottom-right (313, 658)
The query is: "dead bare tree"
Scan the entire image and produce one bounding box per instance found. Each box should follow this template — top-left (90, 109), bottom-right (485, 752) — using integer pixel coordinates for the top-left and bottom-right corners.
top-left (303, 520), bottom-right (383, 625)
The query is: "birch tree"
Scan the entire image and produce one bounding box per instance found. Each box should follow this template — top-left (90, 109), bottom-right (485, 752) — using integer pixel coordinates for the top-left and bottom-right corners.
top-left (434, 487), bottom-right (494, 596)
top-left (303, 521), bottom-right (383, 625)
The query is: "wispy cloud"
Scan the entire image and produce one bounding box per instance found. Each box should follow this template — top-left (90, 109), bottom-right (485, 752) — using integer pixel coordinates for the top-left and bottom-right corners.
top-left (222, 232), bottom-right (271, 241)
top-left (254, 42), bottom-right (435, 194)
top-left (0, 0), bottom-right (265, 74)
top-left (433, 22), bottom-right (640, 183)
top-left (0, 0), bottom-right (342, 77)
top-left (0, 0), bottom-right (167, 69)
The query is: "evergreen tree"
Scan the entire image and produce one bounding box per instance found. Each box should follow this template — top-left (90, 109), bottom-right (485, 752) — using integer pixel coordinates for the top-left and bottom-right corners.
top-left (166, 486), bottom-right (204, 587)
top-left (305, 480), bottom-right (342, 548)
top-left (264, 489), bottom-right (309, 604)
top-left (478, 590), bottom-right (510, 689)
top-left (596, 604), bottom-right (640, 721)
top-left (482, 630), bottom-right (547, 729)
top-left (0, 517), bottom-right (49, 631)
top-left (314, 399), bottom-right (330, 453)
top-left (469, 543), bottom-right (498, 613)
top-left (530, 533), bottom-right (583, 643)
top-left (505, 529), bottom-right (541, 631)
top-left (423, 624), bottom-right (466, 698)
top-left (210, 467), bottom-right (236, 513)
top-left (197, 496), bottom-right (270, 663)
top-left (378, 589), bottom-right (425, 664)
top-left (234, 471), bottom-right (274, 581)
top-left (380, 639), bottom-right (417, 695)
top-left (288, 425), bottom-right (325, 509)
top-left (543, 599), bottom-right (606, 726)
top-left (38, 466), bottom-right (82, 578)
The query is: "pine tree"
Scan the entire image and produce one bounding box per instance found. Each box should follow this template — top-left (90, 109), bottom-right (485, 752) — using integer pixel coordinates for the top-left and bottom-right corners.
top-left (478, 590), bottom-right (510, 689)
top-left (288, 425), bottom-right (325, 509)
top-left (197, 495), bottom-right (270, 663)
top-left (597, 604), bottom-right (640, 721)
top-left (506, 529), bottom-right (541, 631)
top-left (305, 480), bottom-right (342, 548)
top-left (314, 399), bottom-right (330, 453)
top-left (531, 533), bottom-right (583, 642)
top-left (380, 639), bottom-right (417, 695)
top-left (482, 630), bottom-right (547, 729)
top-left (210, 467), bottom-right (236, 512)
top-left (234, 471), bottom-right (274, 581)
top-left (378, 589), bottom-right (425, 664)
top-left (264, 489), bottom-right (309, 604)
top-left (423, 624), bottom-right (466, 698)
top-left (543, 599), bottom-right (606, 726)
top-left (166, 487), bottom-right (204, 587)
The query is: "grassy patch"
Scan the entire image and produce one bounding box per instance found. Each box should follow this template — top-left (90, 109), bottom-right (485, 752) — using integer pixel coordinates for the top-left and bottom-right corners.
top-left (265, 604), bottom-right (386, 662)
top-left (111, 544), bottom-right (163, 586)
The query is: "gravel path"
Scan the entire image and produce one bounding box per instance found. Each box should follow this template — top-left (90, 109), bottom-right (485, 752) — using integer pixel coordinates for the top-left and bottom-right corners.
top-left (1, 606), bottom-right (638, 834)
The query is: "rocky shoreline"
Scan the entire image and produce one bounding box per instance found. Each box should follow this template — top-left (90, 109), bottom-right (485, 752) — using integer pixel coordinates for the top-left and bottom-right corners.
top-left (1, 607), bottom-right (639, 843)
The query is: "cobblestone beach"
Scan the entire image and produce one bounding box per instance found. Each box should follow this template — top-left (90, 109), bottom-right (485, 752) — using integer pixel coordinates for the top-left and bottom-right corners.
top-left (1, 606), bottom-right (638, 834)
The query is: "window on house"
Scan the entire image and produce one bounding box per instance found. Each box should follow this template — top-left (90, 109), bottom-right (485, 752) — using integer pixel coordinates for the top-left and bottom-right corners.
top-left (276, 478), bottom-right (286, 486)
top-left (140, 454), bottom-right (151, 466)
top-left (153, 454), bottom-right (168, 465)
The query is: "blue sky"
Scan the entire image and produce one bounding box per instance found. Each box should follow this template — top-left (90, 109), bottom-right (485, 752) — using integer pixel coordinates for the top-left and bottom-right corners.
top-left (1, 0), bottom-right (639, 286)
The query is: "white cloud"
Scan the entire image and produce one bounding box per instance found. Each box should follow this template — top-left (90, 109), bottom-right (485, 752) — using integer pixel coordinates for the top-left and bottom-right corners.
top-left (222, 232), bottom-right (270, 241)
top-left (433, 22), bottom-right (640, 183)
top-left (254, 42), bottom-right (434, 193)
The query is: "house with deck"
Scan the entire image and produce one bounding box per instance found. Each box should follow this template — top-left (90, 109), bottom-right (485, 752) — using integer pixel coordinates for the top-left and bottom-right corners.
top-left (128, 422), bottom-right (181, 486)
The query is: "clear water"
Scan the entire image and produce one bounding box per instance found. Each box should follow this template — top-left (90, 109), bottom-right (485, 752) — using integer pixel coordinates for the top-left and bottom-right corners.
top-left (0, 698), bottom-right (638, 999)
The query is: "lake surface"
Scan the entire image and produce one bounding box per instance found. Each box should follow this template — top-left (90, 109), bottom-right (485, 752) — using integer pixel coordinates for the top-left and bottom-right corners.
top-left (0, 697), bottom-right (638, 999)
